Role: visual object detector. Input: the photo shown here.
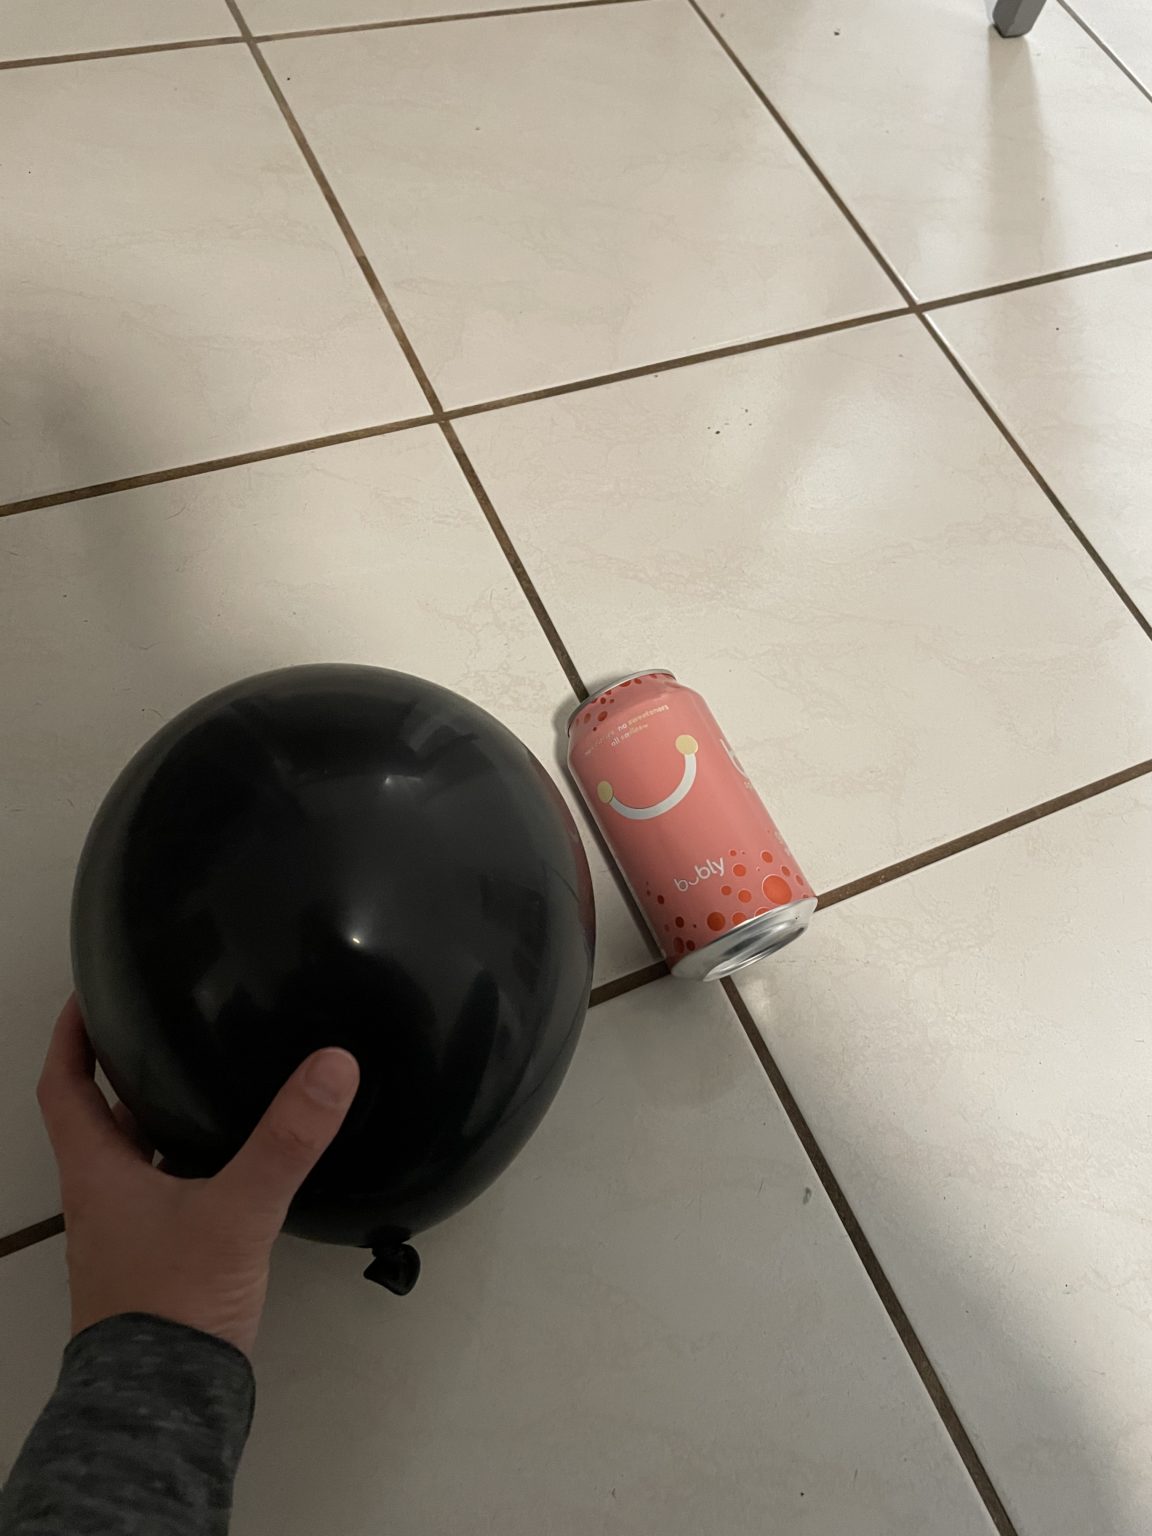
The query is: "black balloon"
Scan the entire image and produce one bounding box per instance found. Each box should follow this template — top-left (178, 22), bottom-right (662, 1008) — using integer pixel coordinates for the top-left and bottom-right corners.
top-left (71, 665), bottom-right (594, 1291)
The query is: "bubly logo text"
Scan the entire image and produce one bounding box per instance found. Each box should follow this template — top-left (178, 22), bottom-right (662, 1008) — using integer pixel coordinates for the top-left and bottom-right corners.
top-left (674, 858), bottom-right (724, 891)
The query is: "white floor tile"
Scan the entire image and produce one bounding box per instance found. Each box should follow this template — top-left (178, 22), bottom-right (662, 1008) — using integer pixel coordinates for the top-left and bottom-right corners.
top-left (456, 316), bottom-right (1152, 893)
top-left (263, 1), bottom-right (899, 407)
top-left (0, 430), bottom-right (649, 1235)
top-left (1069, 0), bottom-right (1152, 89)
top-left (932, 263), bottom-right (1152, 624)
top-left (736, 779), bottom-right (1152, 1536)
top-left (696, 0), bottom-right (1152, 298)
top-left (0, 47), bottom-right (429, 507)
top-left (0, 0), bottom-right (237, 60)
top-left (0, 984), bottom-right (997, 1536)
top-left (244, 0), bottom-right (566, 32)
top-left (0, 1242), bottom-right (69, 1446)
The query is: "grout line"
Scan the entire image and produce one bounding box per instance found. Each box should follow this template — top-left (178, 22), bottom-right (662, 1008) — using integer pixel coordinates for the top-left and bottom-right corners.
top-left (0, 959), bottom-right (664, 1265)
top-left (687, 0), bottom-right (1152, 646)
top-left (1, 1), bottom-right (1144, 673)
top-left (683, 0), bottom-right (915, 306)
top-left (231, 0), bottom-right (660, 937)
top-left (0, 0), bottom-right (649, 71)
top-left (0, 416), bottom-right (436, 520)
top-left (0, 35), bottom-right (243, 71)
top-left (1058, 0), bottom-right (1152, 108)
top-left (225, 0), bottom-right (593, 705)
top-left (818, 756), bottom-right (1152, 909)
top-left (0, 311), bottom-right (908, 522)
top-left (0, 1214), bottom-right (65, 1261)
top-left (721, 979), bottom-right (1021, 1536)
top-left (918, 310), bottom-right (1152, 640)
top-left (439, 419), bottom-right (589, 696)
top-left (224, 0), bottom-right (443, 417)
top-left (0, 971), bottom-right (664, 1260)
top-left (255, 0), bottom-right (652, 44)
top-left (7, 754), bottom-right (1146, 1261)
top-left (0, 243), bottom-right (1141, 521)
top-left (922, 248), bottom-right (1152, 311)
top-left (446, 307), bottom-right (913, 419)
top-left (0, 971), bottom-right (662, 1259)
top-left (657, 13), bottom-right (1145, 1528)
top-left (589, 959), bottom-right (668, 1008)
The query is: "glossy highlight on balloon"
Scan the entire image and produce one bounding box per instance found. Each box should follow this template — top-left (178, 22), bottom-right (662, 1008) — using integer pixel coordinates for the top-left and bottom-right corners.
top-left (72, 666), bottom-right (595, 1291)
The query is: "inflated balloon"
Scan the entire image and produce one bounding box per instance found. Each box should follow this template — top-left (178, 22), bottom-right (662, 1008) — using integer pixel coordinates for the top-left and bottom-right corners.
top-left (71, 665), bottom-right (595, 1292)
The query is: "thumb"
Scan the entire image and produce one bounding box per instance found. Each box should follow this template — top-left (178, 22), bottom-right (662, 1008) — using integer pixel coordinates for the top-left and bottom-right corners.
top-left (211, 1049), bottom-right (359, 1231)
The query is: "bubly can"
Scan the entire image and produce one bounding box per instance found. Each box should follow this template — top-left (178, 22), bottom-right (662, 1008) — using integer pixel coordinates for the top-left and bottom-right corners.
top-left (567, 671), bottom-right (815, 981)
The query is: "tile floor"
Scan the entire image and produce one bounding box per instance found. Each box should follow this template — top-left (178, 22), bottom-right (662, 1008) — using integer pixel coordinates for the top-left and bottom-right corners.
top-left (1, 1), bottom-right (1151, 1533)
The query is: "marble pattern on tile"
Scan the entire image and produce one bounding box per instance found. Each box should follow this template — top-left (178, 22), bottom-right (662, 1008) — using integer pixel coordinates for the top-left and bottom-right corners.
top-left (0, 429), bottom-right (649, 1237)
top-left (243, 0), bottom-right (566, 32)
top-left (0, 46), bottom-right (429, 508)
top-left (735, 778), bottom-right (1152, 1536)
top-left (932, 262), bottom-right (1152, 624)
top-left (263, 1), bottom-right (899, 407)
top-left (694, 0), bottom-right (1152, 297)
top-left (456, 315), bottom-right (1152, 893)
top-left (0, 0), bottom-right (238, 60)
top-left (0, 984), bottom-right (996, 1536)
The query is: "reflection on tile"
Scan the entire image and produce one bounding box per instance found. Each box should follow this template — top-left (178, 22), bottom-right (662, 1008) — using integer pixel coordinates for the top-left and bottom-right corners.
top-left (0, 986), bottom-right (994, 1534)
top-left (457, 316), bottom-right (1152, 892)
top-left (697, 0), bottom-right (1152, 296)
top-left (0, 47), bottom-right (428, 507)
top-left (932, 263), bottom-right (1152, 624)
top-left (245, 0), bottom-right (566, 32)
top-left (736, 778), bottom-right (1152, 1536)
top-left (0, 0), bottom-right (237, 60)
top-left (0, 430), bottom-right (648, 1234)
top-left (264, 1), bottom-right (898, 406)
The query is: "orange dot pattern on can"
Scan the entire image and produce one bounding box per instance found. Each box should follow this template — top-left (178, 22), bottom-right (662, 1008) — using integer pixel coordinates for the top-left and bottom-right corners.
top-left (699, 847), bottom-right (811, 940)
top-left (578, 686), bottom-right (812, 948)
top-left (581, 675), bottom-right (663, 731)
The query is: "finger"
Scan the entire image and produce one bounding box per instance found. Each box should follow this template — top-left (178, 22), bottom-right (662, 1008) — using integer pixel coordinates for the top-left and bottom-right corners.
top-left (211, 1049), bottom-right (359, 1231)
top-left (37, 998), bottom-right (128, 1169)
top-left (111, 1101), bottom-right (156, 1164)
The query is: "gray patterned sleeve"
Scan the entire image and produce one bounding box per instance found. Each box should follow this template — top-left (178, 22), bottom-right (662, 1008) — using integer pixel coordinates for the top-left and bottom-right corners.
top-left (0, 1314), bottom-right (255, 1536)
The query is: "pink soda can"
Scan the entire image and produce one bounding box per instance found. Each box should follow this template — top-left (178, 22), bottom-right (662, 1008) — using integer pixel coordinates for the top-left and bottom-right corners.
top-left (567, 671), bottom-right (815, 981)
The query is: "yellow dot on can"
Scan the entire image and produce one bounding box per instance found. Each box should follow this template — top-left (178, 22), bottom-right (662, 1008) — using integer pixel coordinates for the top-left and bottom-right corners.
top-left (675, 734), bottom-right (698, 756)
top-left (597, 781), bottom-right (613, 803)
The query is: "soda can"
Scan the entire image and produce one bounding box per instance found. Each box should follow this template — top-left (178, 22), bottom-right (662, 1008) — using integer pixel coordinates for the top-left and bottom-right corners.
top-left (567, 671), bottom-right (815, 981)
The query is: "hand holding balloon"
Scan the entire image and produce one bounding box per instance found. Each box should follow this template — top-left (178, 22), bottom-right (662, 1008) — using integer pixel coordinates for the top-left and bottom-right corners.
top-left (38, 998), bottom-right (359, 1357)
top-left (70, 666), bottom-right (595, 1286)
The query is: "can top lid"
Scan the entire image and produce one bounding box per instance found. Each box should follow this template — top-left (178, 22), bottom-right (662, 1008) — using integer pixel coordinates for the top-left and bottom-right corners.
top-left (565, 670), bottom-right (675, 731)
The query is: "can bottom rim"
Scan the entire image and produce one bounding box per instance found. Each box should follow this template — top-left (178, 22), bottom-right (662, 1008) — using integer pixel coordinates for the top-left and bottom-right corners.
top-left (671, 897), bottom-right (817, 982)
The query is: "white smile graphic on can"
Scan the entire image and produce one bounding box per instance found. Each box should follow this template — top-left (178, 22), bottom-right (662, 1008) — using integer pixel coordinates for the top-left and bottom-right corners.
top-left (567, 671), bottom-right (816, 979)
top-left (596, 734), bottom-right (698, 821)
